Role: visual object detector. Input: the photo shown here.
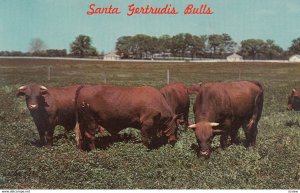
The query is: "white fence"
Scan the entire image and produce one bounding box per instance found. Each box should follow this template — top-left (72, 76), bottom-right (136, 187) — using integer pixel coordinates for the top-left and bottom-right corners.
top-left (0, 56), bottom-right (296, 63)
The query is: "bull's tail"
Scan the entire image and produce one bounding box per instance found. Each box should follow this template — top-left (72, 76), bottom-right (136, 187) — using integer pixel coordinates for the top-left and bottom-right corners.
top-left (74, 85), bottom-right (85, 147)
top-left (250, 80), bottom-right (264, 90)
top-left (247, 88), bottom-right (264, 129)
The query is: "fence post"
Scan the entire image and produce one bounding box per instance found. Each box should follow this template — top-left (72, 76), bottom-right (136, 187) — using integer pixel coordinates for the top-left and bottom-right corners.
top-left (103, 72), bottom-right (107, 84)
top-left (167, 69), bottom-right (170, 84)
top-left (48, 66), bottom-right (51, 81)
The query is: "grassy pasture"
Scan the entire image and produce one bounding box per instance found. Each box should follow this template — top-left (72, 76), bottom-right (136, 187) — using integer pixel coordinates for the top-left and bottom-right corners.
top-left (0, 58), bottom-right (299, 189)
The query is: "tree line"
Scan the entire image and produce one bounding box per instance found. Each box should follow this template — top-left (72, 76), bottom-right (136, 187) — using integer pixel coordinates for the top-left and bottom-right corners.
top-left (116, 33), bottom-right (298, 60)
top-left (1, 34), bottom-right (300, 59)
top-left (0, 36), bottom-right (100, 58)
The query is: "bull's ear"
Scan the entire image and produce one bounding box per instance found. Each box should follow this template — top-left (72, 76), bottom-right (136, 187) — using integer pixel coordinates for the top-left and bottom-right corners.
top-left (16, 86), bottom-right (27, 97)
top-left (40, 85), bottom-right (48, 95)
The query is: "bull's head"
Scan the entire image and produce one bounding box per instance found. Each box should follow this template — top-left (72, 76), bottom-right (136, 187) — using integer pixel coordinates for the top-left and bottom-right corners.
top-left (164, 113), bottom-right (183, 145)
top-left (188, 121), bottom-right (223, 158)
top-left (287, 88), bottom-right (300, 111)
top-left (187, 82), bottom-right (202, 95)
top-left (17, 84), bottom-right (49, 110)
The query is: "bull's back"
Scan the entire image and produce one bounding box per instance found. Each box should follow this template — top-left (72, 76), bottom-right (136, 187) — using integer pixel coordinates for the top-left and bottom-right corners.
top-left (49, 85), bottom-right (81, 109)
top-left (195, 81), bottom-right (263, 118)
top-left (78, 85), bottom-right (170, 115)
top-left (160, 83), bottom-right (189, 110)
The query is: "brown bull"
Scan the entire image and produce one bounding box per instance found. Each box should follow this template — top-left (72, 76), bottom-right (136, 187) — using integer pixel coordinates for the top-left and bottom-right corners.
top-left (287, 88), bottom-right (300, 111)
top-left (189, 81), bottom-right (264, 158)
top-left (74, 85), bottom-right (181, 150)
top-left (16, 84), bottom-right (82, 146)
top-left (160, 82), bottom-right (190, 129)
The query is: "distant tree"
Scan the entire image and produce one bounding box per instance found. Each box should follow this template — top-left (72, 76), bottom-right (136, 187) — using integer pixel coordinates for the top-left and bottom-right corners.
top-left (222, 33), bottom-right (238, 55)
top-left (171, 33), bottom-right (185, 57)
top-left (29, 38), bottom-right (47, 54)
top-left (130, 34), bottom-right (148, 59)
top-left (171, 33), bottom-right (198, 58)
top-left (240, 39), bottom-right (284, 60)
top-left (288, 37), bottom-right (300, 55)
top-left (189, 35), bottom-right (206, 59)
top-left (70, 34), bottom-right (98, 58)
top-left (46, 49), bottom-right (67, 57)
top-left (157, 35), bottom-right (172, 53)
top-left (240, 39), bottom-right (267, 59)
top-left (116, 36), bottom-right (132, 58)
top-left (208, 34), bottom-right (223, 56)
top-left (264, 39), bottom-right (283, 59)
top-left (207, 33), bottom-right (237, 58)
top-left (116, 34), bottom-right (159, 59)
top-left (0, 51), bottom-right (29, 56)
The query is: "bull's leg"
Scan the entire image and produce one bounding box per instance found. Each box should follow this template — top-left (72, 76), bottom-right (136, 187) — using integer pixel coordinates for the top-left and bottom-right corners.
top-left (183, 109), bottom-right (189, 130)
top-left (245, 122), bottom-right (258, 147)
top-left (220, 119), bottom-right (231, 148)
top-left (229, 121), bottom-right (242, 145)
top-left (243, 121), bottom-right (258, 147)
top-left (83, 119), bottom-right (97, 151)
top-left (220, 133), bottom-right (229, 149)
top-left (141, 124), bottom-right (153, 148)
top-left (45, 127), bottom-right (54, 147)
top-left (84, 130), bottom-right (96, 150)
top-left (230, 130), bottom-right (239, 145)
top-left (140, 111), bottom-right (162, 149)
top-left (37, 128), bottom-right (46, 146)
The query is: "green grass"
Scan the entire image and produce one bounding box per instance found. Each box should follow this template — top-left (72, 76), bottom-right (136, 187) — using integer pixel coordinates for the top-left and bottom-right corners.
top-left (0, 58), bottom-right (299, 189)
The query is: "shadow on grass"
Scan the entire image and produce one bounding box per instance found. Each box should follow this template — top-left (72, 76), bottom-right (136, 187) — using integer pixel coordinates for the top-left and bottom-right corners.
top-left (94, 133), bottom-right (141, 149)
top-left (28, 132), bottom-right (173, 151)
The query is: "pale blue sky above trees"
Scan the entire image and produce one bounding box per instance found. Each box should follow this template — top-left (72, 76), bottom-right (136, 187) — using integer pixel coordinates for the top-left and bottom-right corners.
top-left (0, 0), bottom-right (300, 53)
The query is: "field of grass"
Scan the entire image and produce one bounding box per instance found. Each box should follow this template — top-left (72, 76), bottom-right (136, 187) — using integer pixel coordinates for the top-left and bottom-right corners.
top-left (0, 58), bottom-right (299, 189)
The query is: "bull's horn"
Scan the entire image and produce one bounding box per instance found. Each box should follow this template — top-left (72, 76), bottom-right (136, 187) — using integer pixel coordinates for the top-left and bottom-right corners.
top-left (188, 124), bottom-right (197, 129)
top-left (292, 88), bottom-right (296, 92)
top-left (209, 122), bottom-right (219, 127)
top-left (40, 85), bottom-right (48, 91)
top-left (18, 85), bottom-right (27, 90)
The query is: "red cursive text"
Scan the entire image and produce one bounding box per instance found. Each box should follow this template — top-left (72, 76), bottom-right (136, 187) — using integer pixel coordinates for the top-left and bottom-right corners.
top-left (127, 4), bottom-right (178, 16)
top-left (184, 4), bottom-right (214, 15)
top-left (87, 4), bottom-right (121, 15)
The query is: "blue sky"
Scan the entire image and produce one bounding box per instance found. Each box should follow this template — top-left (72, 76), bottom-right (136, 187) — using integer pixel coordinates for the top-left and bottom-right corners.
top-left (1, 0), bottom-right (300, 53)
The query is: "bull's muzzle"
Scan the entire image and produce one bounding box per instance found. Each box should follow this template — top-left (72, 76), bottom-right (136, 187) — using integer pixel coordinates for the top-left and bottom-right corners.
top-left (199, 150), bottom-right (211, 159)
top-left (167, 134), bottom-right (177, 145)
